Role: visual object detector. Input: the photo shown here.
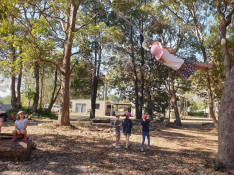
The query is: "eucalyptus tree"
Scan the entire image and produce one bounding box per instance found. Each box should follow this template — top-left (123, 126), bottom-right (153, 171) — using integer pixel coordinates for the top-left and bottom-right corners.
top-left (0, 1), bottom-right (25, 109)
top-left (213, 0), bottom-right (234, 170)
top-left (16, 0), bottom-right (104, 125)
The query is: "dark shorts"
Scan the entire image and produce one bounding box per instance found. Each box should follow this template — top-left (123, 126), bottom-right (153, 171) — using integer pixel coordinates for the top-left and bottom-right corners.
top-left (115, 131), bottom-right (120, 137)
top-left (177, 59), bottom-right (197, 80)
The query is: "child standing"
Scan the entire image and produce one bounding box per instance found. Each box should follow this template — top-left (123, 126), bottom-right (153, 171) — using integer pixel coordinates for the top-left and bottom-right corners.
top-left (114, 114), bottom-right (121, 148)
top-left (142, 38), bottom-right (213, 80)
top-left (122, 112), bottom-right (132, 150)
top-left (11, 111), bottom-right (28, 142)
top-left (141, 115), bottom-right (150, 152)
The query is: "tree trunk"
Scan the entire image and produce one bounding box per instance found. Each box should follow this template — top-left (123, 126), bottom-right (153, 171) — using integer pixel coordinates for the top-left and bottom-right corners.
top-left (58, 1), bottom-right (80, 125)
top-left (90, 77), bottom-right (98, 119)
top-left (11, 74), bottom-right (17, 109)
top-left (32, 62), bottom-right (40, 112)
top-left (206, 74), bottom-right (218, 128)
top-left (16, 68), bottom-right (22, 109)
top-left (39, 67), bottom-right (44, 112)
top-left (10, 16), bottom-right (17, 109)
top-left (201, 45), bottom-right (218, 129)
top-left (218, 67), bottom-right (234, 169)
top-left (139, 30), bottom-right (145, 119)
top-left (130, 28), bottom-right (140, 119)
top-left (48, 69), bottom-right (60, 112)
top-left (169, 70), bottom-right (181, 126)
top-left (219, 24), bottom-right (231, 78)
top-left (217, 5), bottom-right (234, 169)
top-left (146, 87), bottom-right (153, 120)
top-left (90, 34), bottom-right (102, 119)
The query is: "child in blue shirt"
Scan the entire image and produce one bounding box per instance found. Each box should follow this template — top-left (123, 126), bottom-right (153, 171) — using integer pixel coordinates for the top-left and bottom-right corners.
top-left (122, 112), bottom-right (132, 150)
top-left (141, 115), bottom-right (150, 152)
top-left (114, 114), bottom-right (121, 148)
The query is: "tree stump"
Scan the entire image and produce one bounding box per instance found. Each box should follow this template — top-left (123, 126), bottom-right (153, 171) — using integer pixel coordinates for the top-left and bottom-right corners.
top-left (0, 133), bottom-right (33, 160)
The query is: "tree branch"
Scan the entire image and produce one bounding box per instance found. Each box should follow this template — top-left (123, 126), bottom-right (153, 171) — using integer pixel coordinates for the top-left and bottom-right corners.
top-left (39, 57), bottom-right (64, 75)
top-left (75, 12), bottom-right (100, 32)
top-left (225, 8), bottom-right (234, 27)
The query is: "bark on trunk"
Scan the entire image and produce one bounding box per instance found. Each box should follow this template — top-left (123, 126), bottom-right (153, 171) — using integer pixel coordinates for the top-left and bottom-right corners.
top-left (217, 5), bottom-right (234, 169)
top-left (90, 77), bottom-right (98, 119)
top-left (59, 69), bottom-right (70, 125)
top-left (218, 67), bottom-right (234, 169)
top-left (16, 68), bottom-right (22, 109)
top-left (39, 67), bottom-right (44, 112)
top-left (220, 24), bottom-right (231, 78)
top-left (206, 74), bottom-right (218, 129)
top-left (169, 71), bottom-right (181, 126)
top-left (32, 62), bottom-right (40, 112)
top-left (10, 47), bottom-right (16, 109)
top-left (11, 75), bottom-right (16, 109)
top-left (146, 87), bottom-right (153, 120)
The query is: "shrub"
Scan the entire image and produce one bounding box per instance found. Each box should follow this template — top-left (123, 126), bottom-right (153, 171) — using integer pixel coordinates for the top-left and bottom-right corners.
top-left (188, 111), bottom-right (204, 116)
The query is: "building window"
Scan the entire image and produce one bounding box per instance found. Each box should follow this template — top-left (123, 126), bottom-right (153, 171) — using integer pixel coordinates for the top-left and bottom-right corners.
top-left (95, 104), bottom-right (100, 109)
top-left (76, 103), bottom-right (86, 113)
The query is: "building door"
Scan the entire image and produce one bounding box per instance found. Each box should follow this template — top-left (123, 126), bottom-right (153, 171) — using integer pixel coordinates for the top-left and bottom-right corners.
top-left (76, 103), bottom-right (86, 113)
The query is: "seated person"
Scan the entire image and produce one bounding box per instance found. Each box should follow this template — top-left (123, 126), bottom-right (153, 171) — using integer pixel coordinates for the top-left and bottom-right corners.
top-left (11, 111), bottom-right (28, 142)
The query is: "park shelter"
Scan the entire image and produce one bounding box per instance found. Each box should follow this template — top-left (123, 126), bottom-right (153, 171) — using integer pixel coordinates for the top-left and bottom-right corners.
top-left (71, 99), bottom-right (133, 116)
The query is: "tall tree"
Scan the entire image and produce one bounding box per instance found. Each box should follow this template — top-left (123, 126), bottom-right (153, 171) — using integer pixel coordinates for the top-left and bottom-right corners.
top-left (215, 0), bottom-right (234, 169)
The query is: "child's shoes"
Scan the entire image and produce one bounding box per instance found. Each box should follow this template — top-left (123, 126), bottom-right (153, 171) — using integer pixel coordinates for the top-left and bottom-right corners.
top-left (115, 145), bottom-right (121, 149)
top-left (11, 137), bottom-right (18, 142)
top-left (23, 135), bottom-right (28, 141)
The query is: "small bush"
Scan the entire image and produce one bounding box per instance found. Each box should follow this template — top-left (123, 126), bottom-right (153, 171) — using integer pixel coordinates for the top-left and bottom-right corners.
top-left (188, 111), bottom-right (204, 116)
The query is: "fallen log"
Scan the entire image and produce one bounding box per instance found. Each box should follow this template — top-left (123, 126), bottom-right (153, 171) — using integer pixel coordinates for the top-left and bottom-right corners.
top-left (92, 118), bottom-right (111, 123)
top-left (0, 133), bottom-right (13, 139)
top-left (0, 133), bottom-right (33, 160)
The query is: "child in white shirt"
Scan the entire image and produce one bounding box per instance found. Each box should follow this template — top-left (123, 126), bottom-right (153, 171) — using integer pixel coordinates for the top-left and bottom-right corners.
top-left (143, 38), bottom-right (213, 79)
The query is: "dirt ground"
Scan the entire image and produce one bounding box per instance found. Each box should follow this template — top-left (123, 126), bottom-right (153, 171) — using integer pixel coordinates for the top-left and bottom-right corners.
top-left (0, 116), bottom-right (230, 175)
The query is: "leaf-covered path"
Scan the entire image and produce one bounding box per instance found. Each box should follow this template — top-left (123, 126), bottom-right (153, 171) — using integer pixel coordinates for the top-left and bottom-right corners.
top-left (0, 116), bottom-right (226, 175)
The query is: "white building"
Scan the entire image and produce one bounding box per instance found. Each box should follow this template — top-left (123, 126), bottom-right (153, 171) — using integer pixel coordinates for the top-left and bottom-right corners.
top-left (71, 99), bottom-right (133, 116)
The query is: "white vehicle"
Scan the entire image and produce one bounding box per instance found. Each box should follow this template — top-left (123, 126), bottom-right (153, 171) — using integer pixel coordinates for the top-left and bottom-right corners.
top-left (44, 104), bottom-right (60, 112)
